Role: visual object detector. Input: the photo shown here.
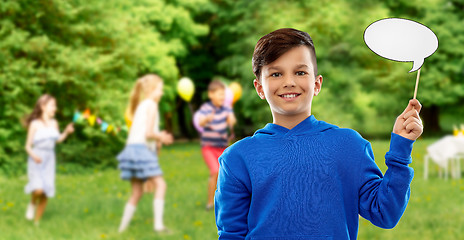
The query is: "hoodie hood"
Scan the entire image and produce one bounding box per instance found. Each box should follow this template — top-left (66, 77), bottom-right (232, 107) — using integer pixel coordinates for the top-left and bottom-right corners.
top-left (253, 115), bottom-right (337, 137)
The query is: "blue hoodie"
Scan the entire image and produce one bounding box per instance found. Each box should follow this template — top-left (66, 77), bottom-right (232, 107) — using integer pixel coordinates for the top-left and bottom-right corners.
top-left (215, 115), bottom-right (415, 239)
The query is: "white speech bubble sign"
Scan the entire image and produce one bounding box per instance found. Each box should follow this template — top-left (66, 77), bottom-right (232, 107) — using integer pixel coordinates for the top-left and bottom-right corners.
top-left (364, 18), bottom-right (438, 73)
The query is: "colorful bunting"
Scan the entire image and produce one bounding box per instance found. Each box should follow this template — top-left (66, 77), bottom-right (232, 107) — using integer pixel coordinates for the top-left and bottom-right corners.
top-left (101, 122), bottom-right (109, 132)
top-left (73, 111), bottom-right (82, 122)
top-left (72, 109), bottom-right (125, 135)
top-left (88, 115), bottom-right (96, 127)
top-left (83, 108), bottom-right (91, 119)
top-left (106, 124), bottom-right (114, 134)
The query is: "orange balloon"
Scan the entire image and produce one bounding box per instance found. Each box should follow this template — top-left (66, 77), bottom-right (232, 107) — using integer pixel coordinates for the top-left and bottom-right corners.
top-left (229, 82), bottom-right (242, 104)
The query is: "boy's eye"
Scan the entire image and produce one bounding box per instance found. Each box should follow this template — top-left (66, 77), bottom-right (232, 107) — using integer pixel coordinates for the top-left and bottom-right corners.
top-left (296, 71), bottom-right (307, 76)
top-left (270, 72), bottom-right (282, 77)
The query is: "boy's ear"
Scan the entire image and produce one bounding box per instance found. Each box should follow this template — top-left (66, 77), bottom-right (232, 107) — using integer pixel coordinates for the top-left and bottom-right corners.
top-left (253, 79), bottom-right (265, 99)
top-left (314, 75), bottom-right (323, 96)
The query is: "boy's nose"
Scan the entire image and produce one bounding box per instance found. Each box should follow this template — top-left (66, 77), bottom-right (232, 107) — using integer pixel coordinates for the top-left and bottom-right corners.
top-left (283, 76), bottom-right (296, 88)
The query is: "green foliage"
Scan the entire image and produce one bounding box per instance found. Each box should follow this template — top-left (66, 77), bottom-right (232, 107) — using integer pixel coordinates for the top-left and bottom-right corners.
top-left (2, 0), bottom-right (464, 174)
top-left (57, 120), bottom-right (127, 170)
top-left (183, 0), bottom-right (464, 136)
top-left (207, 0), bottom-right (402, 133)
top-left (0, 0), bottom-right (209, 175)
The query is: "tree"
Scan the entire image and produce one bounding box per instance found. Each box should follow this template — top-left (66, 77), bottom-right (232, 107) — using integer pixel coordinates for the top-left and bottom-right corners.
top-left (0, 0), bottom-right (209, 175)
top-left (185, 0), bottom-right (464, 136)
top-left (370, 0), bottom-right (464, 132)
top-left (186, 0), bottom-right (396, 135)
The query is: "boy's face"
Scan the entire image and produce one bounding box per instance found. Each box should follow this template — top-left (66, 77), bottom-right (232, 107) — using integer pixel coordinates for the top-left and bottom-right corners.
top-left (208, 88), bottom-right (225, 107)
top-left (254, 46), bottom-right (322, 119)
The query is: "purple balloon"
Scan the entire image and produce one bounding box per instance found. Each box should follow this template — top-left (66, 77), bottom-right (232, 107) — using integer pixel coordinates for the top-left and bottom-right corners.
top-left (224, 87), bottom-right (233, 107)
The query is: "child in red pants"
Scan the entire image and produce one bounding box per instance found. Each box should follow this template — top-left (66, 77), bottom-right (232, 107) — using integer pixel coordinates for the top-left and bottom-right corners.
top-left (197, 80), bottom-right (236, 210)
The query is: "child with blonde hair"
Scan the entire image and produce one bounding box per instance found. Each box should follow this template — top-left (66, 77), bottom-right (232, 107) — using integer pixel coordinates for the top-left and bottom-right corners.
top-left (117, 74), bottom-right (174, 233)
top-left (24, 94), bottom-right (74, 225)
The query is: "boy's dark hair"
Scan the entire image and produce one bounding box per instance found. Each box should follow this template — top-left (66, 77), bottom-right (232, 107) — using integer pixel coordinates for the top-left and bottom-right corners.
top-left (252, 28), bottom-right (318, 80)
top-left (208, 79), bottom-right (226, 92)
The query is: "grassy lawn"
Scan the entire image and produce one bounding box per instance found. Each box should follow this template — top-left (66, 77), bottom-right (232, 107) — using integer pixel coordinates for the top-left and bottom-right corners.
top-left (0, 138), bottom-right (463, 239)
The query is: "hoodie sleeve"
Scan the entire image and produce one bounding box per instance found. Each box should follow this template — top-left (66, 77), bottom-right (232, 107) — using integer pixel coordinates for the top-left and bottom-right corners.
top-left (358, 133), bottom-right (415, 229)
top-left (215, 147), bottom-right (251, 239)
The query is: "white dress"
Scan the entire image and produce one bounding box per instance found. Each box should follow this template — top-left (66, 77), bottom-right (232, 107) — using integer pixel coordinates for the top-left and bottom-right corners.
top-left (24, 126), bottom-right (59, 197)
top-left (117, 99), bottom-right (162, 180)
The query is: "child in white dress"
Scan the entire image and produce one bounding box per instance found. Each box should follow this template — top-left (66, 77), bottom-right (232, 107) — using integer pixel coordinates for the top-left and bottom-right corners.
top-left (24, 94), bottom-right (74, 225)
top-left (117, 74), bottom-right (174, 233)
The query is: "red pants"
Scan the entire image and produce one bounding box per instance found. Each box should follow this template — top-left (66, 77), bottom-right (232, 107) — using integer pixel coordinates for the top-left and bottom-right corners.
top-left (201, 146), bottom-right (226, 176)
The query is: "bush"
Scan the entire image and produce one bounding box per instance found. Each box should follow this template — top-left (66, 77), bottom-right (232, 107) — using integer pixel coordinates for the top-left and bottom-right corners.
top-left (56, 120), bottom-right (126, 172)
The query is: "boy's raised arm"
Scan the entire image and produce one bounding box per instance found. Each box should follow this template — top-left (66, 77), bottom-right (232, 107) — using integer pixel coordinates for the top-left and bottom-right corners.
top-left (358, 135), bottom-right (414, 228)
top-left (215, 153), bottom-right (251, 239)
top-left (358, 100), bottom-right (421, 228)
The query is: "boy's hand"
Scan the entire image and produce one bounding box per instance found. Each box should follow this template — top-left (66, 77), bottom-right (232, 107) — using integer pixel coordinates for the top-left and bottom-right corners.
top-left (393, 99), bottom-right (423, 140)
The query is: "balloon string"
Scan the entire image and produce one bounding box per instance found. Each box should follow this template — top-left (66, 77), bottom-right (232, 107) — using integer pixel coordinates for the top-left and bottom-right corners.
top-left (188, 102), bottom-right (194, 115)
top-left (413, 68), bottom-right (421, 99)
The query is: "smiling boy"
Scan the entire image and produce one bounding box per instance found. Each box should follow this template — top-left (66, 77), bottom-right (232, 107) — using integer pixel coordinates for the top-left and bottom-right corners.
top-left (214, 28), bottom-right (423, 239)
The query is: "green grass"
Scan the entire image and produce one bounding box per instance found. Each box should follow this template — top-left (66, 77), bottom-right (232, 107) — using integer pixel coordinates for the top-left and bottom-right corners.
top-left (359, 138), bottom-right (464, 240)
top-left (0, 139), bottom-right (463, 240)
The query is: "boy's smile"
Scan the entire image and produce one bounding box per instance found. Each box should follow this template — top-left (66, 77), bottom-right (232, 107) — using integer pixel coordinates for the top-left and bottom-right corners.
top-left (278, 92), bottom-right (301, 101)
top-left (254, 46), bottom-right (322, 129)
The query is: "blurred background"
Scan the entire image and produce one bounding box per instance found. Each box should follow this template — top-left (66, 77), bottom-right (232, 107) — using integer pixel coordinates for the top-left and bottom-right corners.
top-left (1, 0), bottom-right (463, 239)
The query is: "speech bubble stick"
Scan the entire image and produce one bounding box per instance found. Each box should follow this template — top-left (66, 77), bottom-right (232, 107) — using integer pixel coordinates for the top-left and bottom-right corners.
top-left (413, 68), bottom-right (421, 99)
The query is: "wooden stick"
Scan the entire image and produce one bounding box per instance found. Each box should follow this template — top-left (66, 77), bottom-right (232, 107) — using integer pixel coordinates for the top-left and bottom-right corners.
top-left (413, 68), bottom-right (421, 99)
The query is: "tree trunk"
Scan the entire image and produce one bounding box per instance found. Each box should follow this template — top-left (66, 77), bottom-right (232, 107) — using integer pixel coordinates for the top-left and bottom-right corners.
top-left (177, 100), bottom-right (195, 139)
top-left (164, 112), bottom-right (173, 133)
top-left (421, 105), bottom-right (441, 133)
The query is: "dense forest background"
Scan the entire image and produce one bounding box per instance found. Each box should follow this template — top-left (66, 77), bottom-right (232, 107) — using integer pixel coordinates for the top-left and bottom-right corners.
top-left (1, 0), bottom-right (463, 175)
